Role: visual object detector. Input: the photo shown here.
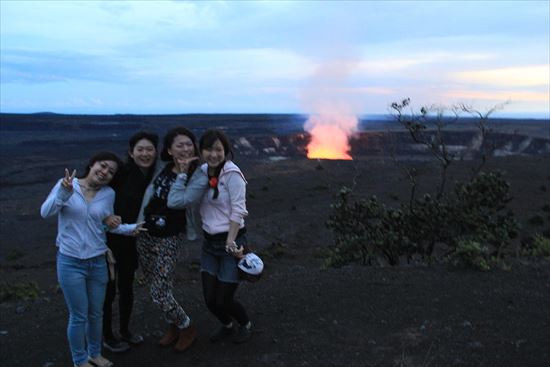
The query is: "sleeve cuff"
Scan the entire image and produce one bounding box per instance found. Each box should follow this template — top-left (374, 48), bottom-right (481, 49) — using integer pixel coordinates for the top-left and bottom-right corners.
top-left (56, 186), bottom-right (73, 202)
top-left (230, 212), bottom-right (248, 223)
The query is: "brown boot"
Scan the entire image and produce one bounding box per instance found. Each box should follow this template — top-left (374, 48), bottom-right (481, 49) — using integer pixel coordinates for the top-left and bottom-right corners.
top-left (174, 324), bottom-right (197, 352)
top-left (158, 324), bottom-right (179, 347)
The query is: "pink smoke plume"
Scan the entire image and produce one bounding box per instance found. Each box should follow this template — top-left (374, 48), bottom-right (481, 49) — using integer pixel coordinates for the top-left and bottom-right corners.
top-left (303, 105), bottom-right (358, 160)
top-left (301, 59), bottom-right (360, 160)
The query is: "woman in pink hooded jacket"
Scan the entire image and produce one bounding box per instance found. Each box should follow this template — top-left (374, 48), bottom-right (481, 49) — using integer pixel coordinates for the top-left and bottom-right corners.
top-left (171, 129), bottom-right (252, 344)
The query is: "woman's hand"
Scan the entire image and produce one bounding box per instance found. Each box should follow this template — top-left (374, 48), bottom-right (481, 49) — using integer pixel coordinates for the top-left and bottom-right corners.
top-left (62, 168), bottom-right (76, 191)
top-left (103, 215), bottom-right (122, 229)
top-left (175, 156), bottom-right (198, 174)
top-left (233, 246), bottom-right (244, 259)
top-left (226, 241), bottom-right (244, 259)
top-left (132, 221), bottom-right (148, 236)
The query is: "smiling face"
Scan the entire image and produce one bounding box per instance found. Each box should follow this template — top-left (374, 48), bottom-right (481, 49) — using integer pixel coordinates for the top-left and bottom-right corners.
top-left (201, 139), bottom-right (226, 169)
top-left (130, 138), bottom-right (156, 170)
top-left (168, 134), bottom-right (195, 161)
top-left (86, 160), bottom-right (118, 187)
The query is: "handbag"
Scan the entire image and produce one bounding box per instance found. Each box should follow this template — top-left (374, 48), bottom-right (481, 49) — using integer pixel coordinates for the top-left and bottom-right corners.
top-left (145, 214), bottom-right (169, 237)
top-left (144, 196), bottom-right (183, 237)
top-left (105, 249), bottom-right (116, 281)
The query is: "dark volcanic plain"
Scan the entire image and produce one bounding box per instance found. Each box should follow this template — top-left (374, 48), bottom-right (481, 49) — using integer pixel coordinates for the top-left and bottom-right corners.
top-left (0, 113), bottom-right (549, 367)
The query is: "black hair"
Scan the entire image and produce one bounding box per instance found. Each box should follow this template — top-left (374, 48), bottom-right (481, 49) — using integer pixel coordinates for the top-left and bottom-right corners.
top-left (199, 129), bottom-right (234, 160)
top-left (200, 129), bottom-right (234, 199)
top-left (126, 131), bottom-right (159, 183)
top-left (80, 151), bottom-right (123, 180)
top-left (160, 126), bottom-right (199, 175)
top-left (128, 131), bottom-right (159, 160)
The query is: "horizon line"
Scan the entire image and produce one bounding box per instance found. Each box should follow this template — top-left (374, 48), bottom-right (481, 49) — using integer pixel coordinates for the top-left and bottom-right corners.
top-left (1, 110), bottom-right (549, 120)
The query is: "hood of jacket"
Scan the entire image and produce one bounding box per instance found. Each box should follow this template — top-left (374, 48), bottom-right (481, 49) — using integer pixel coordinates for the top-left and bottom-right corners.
top-left (201, 160), bottom-right (247, 183)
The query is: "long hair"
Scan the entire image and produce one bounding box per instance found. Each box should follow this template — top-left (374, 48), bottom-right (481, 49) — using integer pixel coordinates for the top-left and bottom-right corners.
top-left (160, 126), bottom-right (199, 176)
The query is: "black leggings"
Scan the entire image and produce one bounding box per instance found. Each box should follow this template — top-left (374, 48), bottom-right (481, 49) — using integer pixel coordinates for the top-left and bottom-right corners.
top-left (201, 272), bottom-right (249, 326)
top-left (103, 237), bottom-right (138, 337)
top-left (103, 263), bottom-right (136, 337)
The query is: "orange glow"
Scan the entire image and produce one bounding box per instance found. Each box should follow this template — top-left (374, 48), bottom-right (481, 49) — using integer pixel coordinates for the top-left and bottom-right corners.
top-left (307, 147), bottom-right (352, 160)
top-left (304, 114), bottom-right (357, 160)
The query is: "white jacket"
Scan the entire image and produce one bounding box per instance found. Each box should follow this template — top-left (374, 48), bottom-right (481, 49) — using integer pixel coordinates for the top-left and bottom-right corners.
top-left (41, 178), bottom-right (137, 259)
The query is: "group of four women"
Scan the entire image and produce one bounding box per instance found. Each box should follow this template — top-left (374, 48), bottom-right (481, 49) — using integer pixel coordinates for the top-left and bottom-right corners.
top-left (41, 128), bottom-right (252, 367)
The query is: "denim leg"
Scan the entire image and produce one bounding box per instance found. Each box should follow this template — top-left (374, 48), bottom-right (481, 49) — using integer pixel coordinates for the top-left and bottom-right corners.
top-left (57, 253), bottom-right (89, 366)
top-left (86, 257), bottom-right (108, 358)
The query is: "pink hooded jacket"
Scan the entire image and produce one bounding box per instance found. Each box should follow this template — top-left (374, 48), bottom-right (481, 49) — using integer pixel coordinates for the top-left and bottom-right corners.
top-left (200, 161), bottom-right (248, 235)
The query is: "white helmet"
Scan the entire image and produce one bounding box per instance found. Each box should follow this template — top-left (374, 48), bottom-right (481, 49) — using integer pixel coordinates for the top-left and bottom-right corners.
top-left (237, 253), bottom-right (264, 282)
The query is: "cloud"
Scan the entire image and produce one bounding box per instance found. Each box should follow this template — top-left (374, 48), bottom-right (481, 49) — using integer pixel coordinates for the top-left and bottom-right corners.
top-left (444, 89), bottom-right (549, 102)
top-left (0, 49), bottom-right (131, 84)
top-left (104, 47), bottom-right (317, 94)
top-left (356, 52), bottom-right (495, 74)
top-left (452, 65), bottom-right (550, 88)
top-left (1, 1), bottom-right (548, 115)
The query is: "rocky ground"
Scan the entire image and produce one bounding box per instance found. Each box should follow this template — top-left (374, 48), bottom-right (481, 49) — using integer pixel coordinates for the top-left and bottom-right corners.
top-left (1, 154), bottom-right (549, 367)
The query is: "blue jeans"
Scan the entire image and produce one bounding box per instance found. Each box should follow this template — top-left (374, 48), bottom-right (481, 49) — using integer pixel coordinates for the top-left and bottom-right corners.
top-left (201, 234), bottom-right (247, 283)
top-left (57, 252), bottom-right (108, 365)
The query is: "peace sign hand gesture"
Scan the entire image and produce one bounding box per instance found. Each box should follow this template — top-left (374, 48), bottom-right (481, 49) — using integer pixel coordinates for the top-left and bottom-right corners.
top-left (62, 168), bottom-right (76, 191)
top-left (176, 156), bottom-right (198, 174)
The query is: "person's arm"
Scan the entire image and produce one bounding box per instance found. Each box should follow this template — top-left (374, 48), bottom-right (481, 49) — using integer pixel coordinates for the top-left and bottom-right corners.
top-left (225, 172), bottom-right (248, 257)
top-left (167, 169), bottom-right (209, 209)
top-left (103, 215), bottom-right (122, 229)
top-left (225, 171), bottom-right (248, 225)
top-left (109, 222), bottom-right (146, 236)
top-left (40, 169), bottom-right (76, 218)
top-left (103, 189), bottom-right (146, 236)
top-left (225, 220), bottom-right (242, 251)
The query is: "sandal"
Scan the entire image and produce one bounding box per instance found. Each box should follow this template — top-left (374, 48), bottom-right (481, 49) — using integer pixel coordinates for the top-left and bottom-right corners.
top-left (89, 355), bottom-right (114, 367)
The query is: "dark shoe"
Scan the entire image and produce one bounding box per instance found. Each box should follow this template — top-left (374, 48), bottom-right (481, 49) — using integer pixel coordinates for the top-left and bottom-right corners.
top-left (102, 337), bottom-right (130, 353)
top-left (209, 324), bottom-right (236, 342)
top-left (120, 331), bottom-right (144, 345)
top-left (158, 324), bottom-right (179, 347)
top-left (232, 323), bottom-right (252, 344)
top-left (174, 324), bottom-right (197, 352)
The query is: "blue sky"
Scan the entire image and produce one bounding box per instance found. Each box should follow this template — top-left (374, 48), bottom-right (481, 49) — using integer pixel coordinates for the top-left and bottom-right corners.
top-left (1, 0), bottom-right (548, 117)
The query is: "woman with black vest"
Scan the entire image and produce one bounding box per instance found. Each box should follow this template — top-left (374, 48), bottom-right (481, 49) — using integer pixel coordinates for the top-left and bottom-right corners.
top-left (135, 126), bottom-right (207, 353)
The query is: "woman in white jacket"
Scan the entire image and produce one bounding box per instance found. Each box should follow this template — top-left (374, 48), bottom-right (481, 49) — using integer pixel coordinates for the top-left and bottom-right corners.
top-left (40, 152), bottom-right (143, 367)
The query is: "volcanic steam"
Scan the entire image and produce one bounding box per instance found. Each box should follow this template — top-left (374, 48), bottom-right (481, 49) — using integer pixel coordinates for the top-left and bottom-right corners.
top-left (304, 111), bottom-right (357, 160)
